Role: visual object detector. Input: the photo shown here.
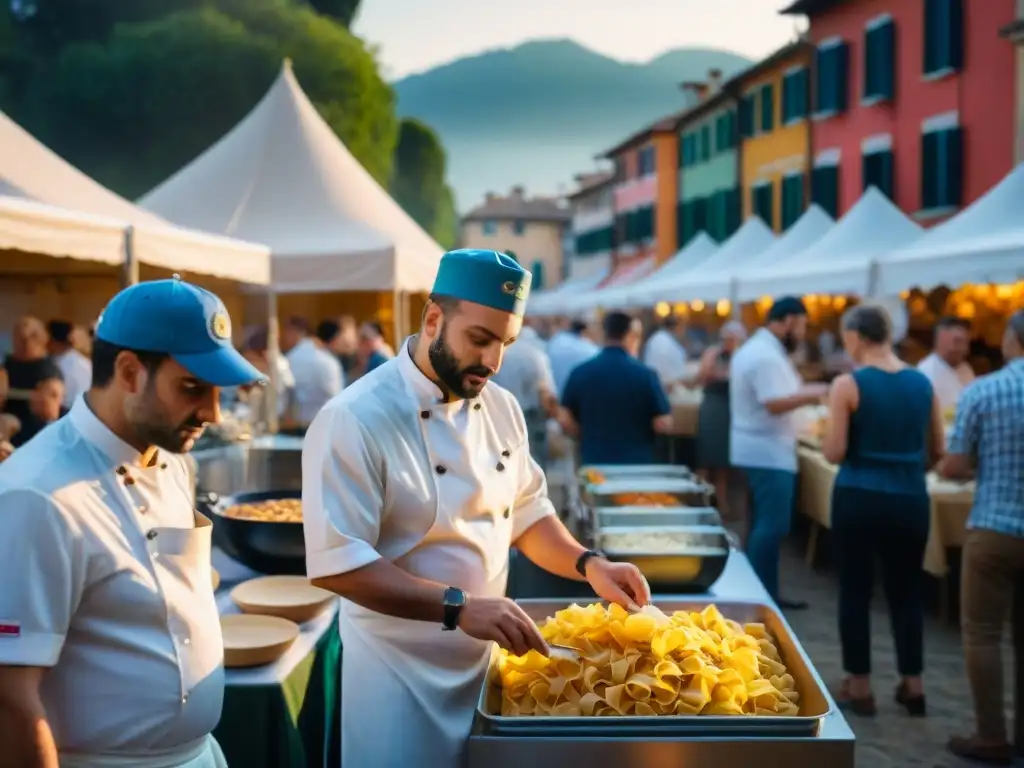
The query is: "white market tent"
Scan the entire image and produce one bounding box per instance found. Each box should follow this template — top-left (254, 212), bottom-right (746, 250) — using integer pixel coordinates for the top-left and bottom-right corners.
top-left (656, 217), bottom-right (777, 303)
top-left (527, 266), bottom-right (609, 316)
top-left (593, 233), bottom-right (720, 309)
top-left (0, 110), bottom-right (271, 285)
top-left (735, 187), bottom-right (922, 301)
top-left (139, 59), bottom-right (444, 294)
top-left (877, 163), bottom-right (1024, 295)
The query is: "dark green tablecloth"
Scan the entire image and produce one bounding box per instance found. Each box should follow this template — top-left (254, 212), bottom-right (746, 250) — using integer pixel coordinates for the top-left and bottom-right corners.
top-left (215, 622), bottom-right (341, 768)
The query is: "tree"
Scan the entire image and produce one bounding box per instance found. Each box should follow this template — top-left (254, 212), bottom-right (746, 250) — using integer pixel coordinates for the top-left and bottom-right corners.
top-left (26, 1), bottom-right (397, 197)
top-left (390, 118), bottom-right (457, 248)
top-left (306, 0), bottom-right (361, 27)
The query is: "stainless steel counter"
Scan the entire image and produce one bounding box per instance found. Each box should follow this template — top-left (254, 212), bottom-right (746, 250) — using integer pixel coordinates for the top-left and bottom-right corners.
top-left (465, 553), bottom-right (856, 767)
top-left (192, 435), bottom-right (304, 496)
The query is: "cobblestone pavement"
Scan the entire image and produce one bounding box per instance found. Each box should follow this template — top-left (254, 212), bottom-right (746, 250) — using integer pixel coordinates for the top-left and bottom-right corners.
top-left (776, 533), bottom-right (1017, 768)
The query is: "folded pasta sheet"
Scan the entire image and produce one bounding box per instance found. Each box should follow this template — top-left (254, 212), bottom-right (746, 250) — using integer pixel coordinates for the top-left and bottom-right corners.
top-left (497, 603), bottom-right (800, 717)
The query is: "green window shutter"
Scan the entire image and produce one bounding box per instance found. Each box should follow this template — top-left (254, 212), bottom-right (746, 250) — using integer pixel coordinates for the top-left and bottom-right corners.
top-left (923, 127), bottom-right (963, 209)
top-left (814, 47), bottom-right (832, 113)
top-left (924, 0), bottom-right (964, 75)
top-left (811, 165), bottom-right (840, 218)
top-left (781, 174), bottom-right (806, 230)
top-left (864, 19), bottom-right (895, 101)
top-left (701, 124), bottom-right (711, 159)
top-left (531, 260), bottom-right (545, 289)
top-left (753, 183), bottom-right (773, 226)
top-left (862, 148), bottom-right (895, 200)
top-left (739, 95), bottom-right (755, 137)
top-left (760, 84), bottom-right (774, 133)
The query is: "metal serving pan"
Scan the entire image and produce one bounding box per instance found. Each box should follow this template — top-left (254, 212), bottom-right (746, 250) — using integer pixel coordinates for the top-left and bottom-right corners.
top-left (594, 506), bottom-right (721, 531)
top-left (477, 599), bottom-right (832, 737)
top-left (577, 464), bottom-right (697, 485)
top-left (596, 525), bottom-right (731, 589)
top-left (198, 490), bottom-right (305, 576)
top-left (582, 478), bottom-right (712, 509)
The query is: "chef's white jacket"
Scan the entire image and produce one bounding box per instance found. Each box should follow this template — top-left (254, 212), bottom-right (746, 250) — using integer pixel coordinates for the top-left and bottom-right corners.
top-left (917, 352), bottom-right (974, 411)
top-left (285, 337), bottom-right (344, 423)
top-left (643, 328), bottom-right (689, 389)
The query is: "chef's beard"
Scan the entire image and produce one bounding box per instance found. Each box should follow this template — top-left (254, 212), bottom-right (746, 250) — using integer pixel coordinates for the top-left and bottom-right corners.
top-left (428, 325), bottom-right (491, 400)
top-left (126, 387), bottom-right (206, 454)
top-left (781, 332), bottom-right (799, 353)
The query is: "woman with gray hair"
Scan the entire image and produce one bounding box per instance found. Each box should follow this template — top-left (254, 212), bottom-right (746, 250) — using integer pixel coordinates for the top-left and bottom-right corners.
top-left (821, 302), bottom-right (945, 718)
top-left (694, 320), bottom-right (748, 534)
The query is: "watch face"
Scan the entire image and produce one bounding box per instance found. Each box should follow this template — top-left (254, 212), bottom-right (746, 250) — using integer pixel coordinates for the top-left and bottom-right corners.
top-left (444, 587), bottom-right (466, 607)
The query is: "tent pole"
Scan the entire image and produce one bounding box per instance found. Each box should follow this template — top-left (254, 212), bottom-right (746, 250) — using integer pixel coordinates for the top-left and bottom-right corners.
top-left (121, 226), bottom-right (139, 287)
top-left (265, 290), bottom-right (280, 435)
top-left (392, 288), bottom-right (402, 349)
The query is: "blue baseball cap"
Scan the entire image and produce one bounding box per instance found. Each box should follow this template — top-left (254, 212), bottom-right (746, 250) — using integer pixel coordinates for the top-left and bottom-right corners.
top-left (431, 249), bottom-right (532, 316)
top-left (95, 277), bottom-right (265, 387)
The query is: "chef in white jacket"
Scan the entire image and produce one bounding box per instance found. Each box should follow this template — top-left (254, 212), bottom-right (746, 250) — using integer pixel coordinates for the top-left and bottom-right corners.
top-left (0, 277), bottom-right (265, 767)
top-left (643, 316), bottom-right (689, 390)
top-left (302, 249), bottom-right (651, 768)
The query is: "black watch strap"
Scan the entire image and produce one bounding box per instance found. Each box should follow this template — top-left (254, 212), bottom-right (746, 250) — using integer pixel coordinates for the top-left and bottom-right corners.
top-left (575, 549), bottom-right (603, 577)
top-left (442, 586), bottom-right (466, 631)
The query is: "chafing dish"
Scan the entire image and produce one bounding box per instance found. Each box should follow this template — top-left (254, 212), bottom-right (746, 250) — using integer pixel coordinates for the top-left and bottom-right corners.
top-left (577, 464), bottom-right (697, 485)
top-left (192, 436), bottom-right (304, 497)
top-left (478, 598), bottom-right (832, 737)
top-left (594, 505), bottom-right (721, 531)
top-left (198, 489), bottom-right (305, 576)
top-left (582, 477), bottom-right (713, 509)
top-left (596, 525), bottom-right (732, 590)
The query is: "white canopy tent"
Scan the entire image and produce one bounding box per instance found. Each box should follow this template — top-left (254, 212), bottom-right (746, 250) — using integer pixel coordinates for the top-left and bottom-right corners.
top-left (654, 217), bottom-right (777, 303)
top-left (0, 111), bottom-right (270, 285)
top-left (527, 266), bottom-right (609, 316)
top-left (735, 188), bottom-right (922, 301)
top-left (140, 59), bottom-right (444, 294)
top-left (590, 233), bottom-right (720, 310)
top-left (878, 163), bottom-right (1024, 295)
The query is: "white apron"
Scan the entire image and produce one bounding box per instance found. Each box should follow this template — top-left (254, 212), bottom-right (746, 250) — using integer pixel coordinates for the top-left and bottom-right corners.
top-left (338, 396), bottom-right (524, 767)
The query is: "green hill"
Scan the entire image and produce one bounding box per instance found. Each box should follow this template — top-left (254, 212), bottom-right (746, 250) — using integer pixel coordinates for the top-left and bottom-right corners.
top-left (393, 39), bottom-right (751, 211)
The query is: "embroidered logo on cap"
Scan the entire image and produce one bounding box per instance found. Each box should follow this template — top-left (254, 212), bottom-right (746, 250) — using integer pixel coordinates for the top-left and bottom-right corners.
top-left (0, 621), bottom-right (20, 638)
top-left (210, 312), bottom-right (231, 340)
top-left (502, 281), bottom-right (516, 295)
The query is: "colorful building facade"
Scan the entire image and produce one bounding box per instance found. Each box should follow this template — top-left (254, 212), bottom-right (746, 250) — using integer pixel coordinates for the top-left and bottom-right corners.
top-left (676, 83), bottom-right (741, 247)
top-left (1001, 5), bottom-right (1024, 163)
top-left (782, 0), bottom-right (1016, 223)
top-left (566, 171), bottom-right (615, 280)
top-left (735, 41), bottom-right (814, 231)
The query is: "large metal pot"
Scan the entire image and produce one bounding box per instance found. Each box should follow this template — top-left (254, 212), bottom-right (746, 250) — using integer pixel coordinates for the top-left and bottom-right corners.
top-left (198, 489), bottom-right (306, 576)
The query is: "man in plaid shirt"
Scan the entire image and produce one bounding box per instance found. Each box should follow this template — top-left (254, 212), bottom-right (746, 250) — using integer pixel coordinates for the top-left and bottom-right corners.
top-left (942, 310), bottom-right (1024, 765)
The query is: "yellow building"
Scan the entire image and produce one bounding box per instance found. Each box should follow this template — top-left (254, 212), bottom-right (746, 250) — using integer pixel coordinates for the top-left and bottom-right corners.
top-left (459, 186), bottom-right (571, 290)
top-left (735, 40), bottom-right (814, 232)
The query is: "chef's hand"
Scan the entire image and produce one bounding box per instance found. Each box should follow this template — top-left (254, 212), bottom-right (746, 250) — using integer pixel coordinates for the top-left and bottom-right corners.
top-left (458, 596), bottom-right (548, 657)
top-left (0, 440), bottom-right (12, 464)
top-left (585, 558), bottom-right (651, 612)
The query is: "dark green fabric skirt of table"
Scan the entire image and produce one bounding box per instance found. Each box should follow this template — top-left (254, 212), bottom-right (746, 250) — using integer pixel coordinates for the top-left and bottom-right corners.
top-left (215, 622), bottom-right (342, 768)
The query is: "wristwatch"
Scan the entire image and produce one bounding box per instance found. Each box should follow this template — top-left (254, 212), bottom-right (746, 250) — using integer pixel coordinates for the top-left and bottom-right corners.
top-left (575, 549), bottom-right (604, 577)
top-left (442, 586), bottom-right (466, 631)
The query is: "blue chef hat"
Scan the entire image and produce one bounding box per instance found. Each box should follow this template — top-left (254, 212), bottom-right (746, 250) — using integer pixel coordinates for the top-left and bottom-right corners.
top-left (95, 277), bottom-right (266, 387)
top-left (431, 249), bottom-right (532, 316)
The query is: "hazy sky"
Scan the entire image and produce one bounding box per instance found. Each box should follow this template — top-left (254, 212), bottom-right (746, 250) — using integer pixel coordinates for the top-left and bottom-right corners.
top-left (354, 0), bottom-right (803, 79)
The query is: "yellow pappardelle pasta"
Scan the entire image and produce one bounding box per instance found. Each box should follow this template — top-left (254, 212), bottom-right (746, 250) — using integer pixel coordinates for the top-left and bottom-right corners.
top-left (496, 603), bottom-right (800, 718)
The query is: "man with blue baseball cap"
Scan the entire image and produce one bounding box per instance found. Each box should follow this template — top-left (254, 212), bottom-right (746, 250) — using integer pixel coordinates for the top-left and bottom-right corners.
top-left (302, 249), bottom-right (650, 768)
top-left (0, 277), bottom-right (262, 768)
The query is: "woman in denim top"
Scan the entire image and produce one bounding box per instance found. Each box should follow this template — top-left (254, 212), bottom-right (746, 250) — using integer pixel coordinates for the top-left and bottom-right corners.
top-left (822, 303), bottom-right (945, 718)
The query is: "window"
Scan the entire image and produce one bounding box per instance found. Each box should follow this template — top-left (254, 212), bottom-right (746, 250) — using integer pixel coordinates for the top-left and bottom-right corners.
top-left (574, 226), bottom-right (613, 255)
top-left (613, 157), bottom-right (626, 181)
top-left (482, 220), bottom-right (497, 235)
top-left (862, 147), bottom-right (894, 199)
top-left (715, 110), bottom-right (736, 152)
top-left (700, 124), bottom-right (712, 160)
top-left (739, 94), bottom-right (756, 138)
top-left (923, 0), bottom-right (963, 76)
top-left (638, 146), bottom-right (656, 176)
top-left (811, 164), bottom-right (840, 218)
top-left (781, 174), bottom-right (806, 230)
top-left (531, 260), bottom-right (546, 290)
top-left (864, 16), bottom-right (896, 102)
top-left (512, 220), bottom-right (526, 236)
top-left (759, 83), bottom-right (775, 133)
top-left (704, 188), bottom-right (740, 241)
top-left (751, 182), bottom-right (774, 227)
top-left (814, 41), bottom-right (849, 116)
top-left (782, 68), bottom-right (810, 124)
top-left (921, 124), bottom-right (963, 210)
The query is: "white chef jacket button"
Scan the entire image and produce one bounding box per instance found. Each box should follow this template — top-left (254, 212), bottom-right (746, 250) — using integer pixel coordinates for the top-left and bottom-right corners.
top-left (496, 462), bottom-right (505, 472)
top-left (138, 505), bottom-right (148, 514)
top-left (146, 529), bottom-right (158, 541)
top-left (183, 637), bottom-right (191, 645)
top-left (503, 508), bottom-right (510, 519)
top-left (420, 410), bottom-right (430, 419)
top-left (182, 693), bottom-right (189, 704)
top-left (501, 450), bottom-right (511, 458)
top-left (435, 465), bottom-right (447, 475)
top-left (473, 403), bottom-right (482, 411)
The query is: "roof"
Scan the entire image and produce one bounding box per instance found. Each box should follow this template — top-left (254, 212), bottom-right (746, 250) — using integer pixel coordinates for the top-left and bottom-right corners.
top-left (726, 39), bottom-right (813, 89)
top-left (1000, 18), bottom-right (1024, 40)
top-left (673, 86), bottom-right (737, 131)
top-left (462, 192), bottom-right (571, 223)
top-left (566, 171), bottom-right (615, 201)
top-left (598, 112), bottom-right (684, 159)
top-left (779, 0), bottom-right (844, 16)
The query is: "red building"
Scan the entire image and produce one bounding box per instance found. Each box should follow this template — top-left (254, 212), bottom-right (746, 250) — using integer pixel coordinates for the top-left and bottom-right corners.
top-left (781, 0), bottom-right (1016, 224)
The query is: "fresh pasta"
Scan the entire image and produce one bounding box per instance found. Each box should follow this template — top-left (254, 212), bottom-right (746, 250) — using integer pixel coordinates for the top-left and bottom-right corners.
top-left (496, 603), bottom-right (800, 718)
top-left (610, 492), bottom-right (680, 507)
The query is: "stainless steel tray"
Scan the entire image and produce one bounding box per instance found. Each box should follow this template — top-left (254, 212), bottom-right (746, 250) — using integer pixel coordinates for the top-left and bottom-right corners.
top-left (578, 464), bottom-right (697, 483)
top-left (597, 525), bottom-right (731, 586)
top-left (594, 506), bottom-right (721, 530)
top-left (583, 478), bottom-right (712, 509)
top-left (478, 599), bottom-right (831, 737)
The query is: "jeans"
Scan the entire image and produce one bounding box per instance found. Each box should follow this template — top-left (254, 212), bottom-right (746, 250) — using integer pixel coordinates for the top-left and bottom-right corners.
top-left (961, 528), bottom-right (1024, 744)
top-left (740, 466), bottom-right (796, 600)
top-left (832, 485), bottom-right (929, 676)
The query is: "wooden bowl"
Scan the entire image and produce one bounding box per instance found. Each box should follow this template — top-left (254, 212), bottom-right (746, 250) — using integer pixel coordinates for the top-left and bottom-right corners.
top-left (230, 575), bottom-right (334, 624)
top-left (221, 614), bottom-right (299, 668)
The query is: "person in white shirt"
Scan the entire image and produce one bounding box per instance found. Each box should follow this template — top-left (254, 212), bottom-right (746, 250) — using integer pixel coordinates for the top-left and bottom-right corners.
top-left (490, 332), bottom-right (557, 463)
top-left (242, 326), bottom-right (296, 421)
top-left (282, 316), bottom-right (344, 427)
top-left (47, 320), bottom-right (92, 408)
top-left (302, 249), bottom-right (650, 768)
top-left (0, 276), bottom-right (265, 767)
top-left (917, 316), bottom-right (975, 413)
top-left (730, 297), bottom-right (828, 610)
top-left (643, 316), bottom-right (689, 391)
top-left (547, 319), bottom-right (599, 396)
